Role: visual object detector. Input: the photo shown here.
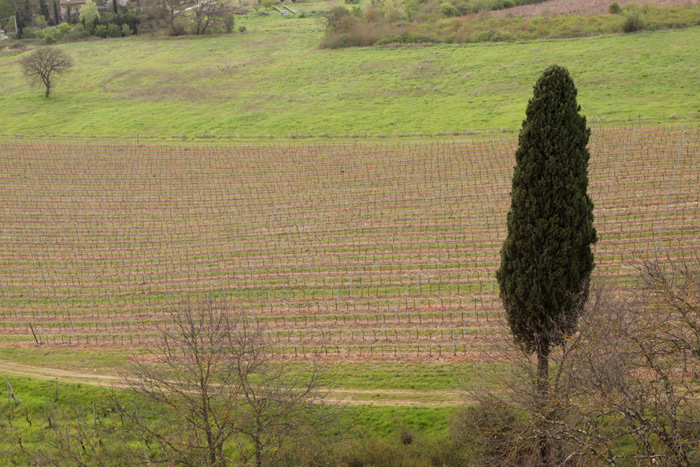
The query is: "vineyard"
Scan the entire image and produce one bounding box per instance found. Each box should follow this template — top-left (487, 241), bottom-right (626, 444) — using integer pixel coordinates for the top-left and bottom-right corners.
top-left (1, 126), bottom-right (699, 362)
top-left (491, 0), bottom-right (696, 17)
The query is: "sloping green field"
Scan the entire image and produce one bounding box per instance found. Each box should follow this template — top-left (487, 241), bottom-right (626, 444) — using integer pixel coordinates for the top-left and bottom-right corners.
top-left (1, 13), bottom-right (699, 140)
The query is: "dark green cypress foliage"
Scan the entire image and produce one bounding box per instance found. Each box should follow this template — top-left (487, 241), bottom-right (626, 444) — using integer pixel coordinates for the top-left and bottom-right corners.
top-left (497, 65), bottom-right (597, 365)
top-left (39, 0), bottom-right (49, 22)
top-left (15, 0), bottom-right (31, 38)
top-left (53, 0), bottom-right (60, 24)
top-left (21, 0), bottom-right (30, 22)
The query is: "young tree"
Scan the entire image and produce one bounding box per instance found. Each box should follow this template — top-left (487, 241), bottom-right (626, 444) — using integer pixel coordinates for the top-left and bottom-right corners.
top-left (20, 47), bottom-right (73, 98)
top-left (192, 0), bottom-right (227, 35)
top-left (231, 322), bottom-right (323, 467)
top-left (496, 65), bottom-right (596, 461)
top-left (0, 0), bottom-right (14, 29)
top-left (78, 0), bottom-right (98, 31)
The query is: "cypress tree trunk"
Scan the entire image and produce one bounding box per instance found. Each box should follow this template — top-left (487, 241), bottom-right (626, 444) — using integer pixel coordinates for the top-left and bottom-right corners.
top-left (537, 344), bottom-right (551, 465)
top-left (536, 344), bottom-right (549, 396)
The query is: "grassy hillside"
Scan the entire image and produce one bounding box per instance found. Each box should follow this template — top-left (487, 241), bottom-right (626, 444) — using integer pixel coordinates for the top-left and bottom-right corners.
top-left (0, 13), bottom-right (699, 139)
top-left (0, 374), bottom-right (458, 465)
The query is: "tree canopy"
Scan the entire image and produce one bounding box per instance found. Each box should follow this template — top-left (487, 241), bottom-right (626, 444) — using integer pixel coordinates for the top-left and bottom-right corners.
top-left (0, 0), bottom-right (14, 25)
top-left (20, 47), bottom-right (73, 97)
top-left (497, 64), bottom-right (597, 357)
top-left (79, 0), bottom-right (99, 30)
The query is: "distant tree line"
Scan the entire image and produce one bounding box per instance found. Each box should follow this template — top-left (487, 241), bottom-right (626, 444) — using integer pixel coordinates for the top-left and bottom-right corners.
top-left (3, 0), bottom-right (239, 42)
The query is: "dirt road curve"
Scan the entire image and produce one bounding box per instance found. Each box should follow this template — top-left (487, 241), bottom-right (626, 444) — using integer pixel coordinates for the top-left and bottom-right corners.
top-left (1, 360), bottom-right (463, 407)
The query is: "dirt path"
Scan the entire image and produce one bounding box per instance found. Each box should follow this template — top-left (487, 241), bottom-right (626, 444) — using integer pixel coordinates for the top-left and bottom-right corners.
top-left (0, 360), bottom-right (464, 407)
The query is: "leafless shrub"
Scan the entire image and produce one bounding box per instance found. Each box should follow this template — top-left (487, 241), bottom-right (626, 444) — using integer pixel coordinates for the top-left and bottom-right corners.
top-left (29, 403), bottom-right (134, 467)
top-left (567, 253), bottom-right (700, 466)
top-left (472, 251), bottom-right (700, 465)
top-left (121, 298), bottom-right (325, 467)
top-left (140, 0), bottom-right (229, 35)
top-left (192, 0), bottom-right (229, 35)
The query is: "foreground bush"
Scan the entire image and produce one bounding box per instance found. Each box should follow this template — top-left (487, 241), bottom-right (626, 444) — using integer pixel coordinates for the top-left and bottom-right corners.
top-left (469, 249), bottom-right (700, 465)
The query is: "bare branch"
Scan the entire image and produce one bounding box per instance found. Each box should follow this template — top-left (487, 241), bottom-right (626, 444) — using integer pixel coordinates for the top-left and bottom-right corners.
top-left (19, 47), bottom-right (73, 98)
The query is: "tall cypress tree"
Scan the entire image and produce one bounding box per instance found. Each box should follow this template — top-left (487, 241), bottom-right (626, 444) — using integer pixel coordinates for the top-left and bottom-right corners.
top-left (15, 0), bottom-right (32, 38)
top-left (497, 65), bottom-right (597, 393)
top-left (53, 0), bottom-right (60, 24)
top-left (39, 0), bottom-right (51, 24)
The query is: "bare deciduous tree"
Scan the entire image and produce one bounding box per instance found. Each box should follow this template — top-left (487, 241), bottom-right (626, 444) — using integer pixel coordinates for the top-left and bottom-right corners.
top-left (192, 0), bottom-right (228, 35)
top-left (473, 250), bottom-right (700, 465)
top-left (232, 326), bottom-right (323, 467)
top-left (20, 47), bottom-right (73, 98)
top-left (158, 0), bottom-right (188, 35)
top-left (142, 0), bottom-right (228, 35)
top-left (140, 0), bottom-right (187, 35)
top-left (563, 254), bottom-right (700, 466)
top-left (121, 299), bottom-right (323, 467)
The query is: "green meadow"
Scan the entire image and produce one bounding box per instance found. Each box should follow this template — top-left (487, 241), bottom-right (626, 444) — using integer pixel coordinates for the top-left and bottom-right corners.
top-left (0, 374), bottom-right (458, 463)
top-left (0, 346), bottom-right (506, 393)
top-left (0, 12), bottom-right (699, 140)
